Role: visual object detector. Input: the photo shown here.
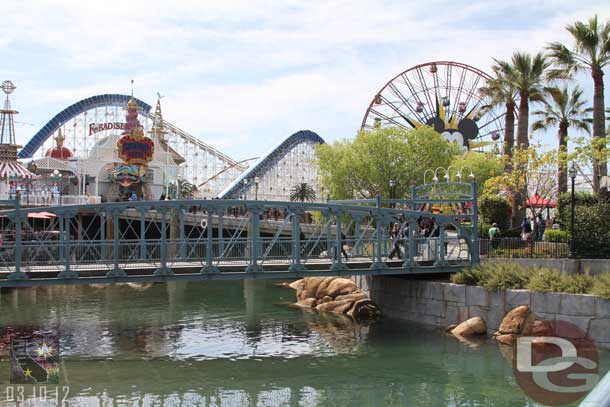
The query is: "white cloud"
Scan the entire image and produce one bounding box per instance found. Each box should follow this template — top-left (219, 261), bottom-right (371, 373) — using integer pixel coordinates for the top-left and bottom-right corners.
top-left (2, 0), bottom-right (610, 159)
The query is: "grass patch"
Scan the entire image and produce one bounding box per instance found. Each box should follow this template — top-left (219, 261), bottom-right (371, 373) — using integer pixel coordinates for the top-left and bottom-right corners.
top-left (451, 262), bottom-right (606, 298)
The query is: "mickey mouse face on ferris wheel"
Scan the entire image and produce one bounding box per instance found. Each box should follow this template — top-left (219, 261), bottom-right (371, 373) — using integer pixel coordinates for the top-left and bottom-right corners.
top-left (425, 116), bottom-right (479, 150)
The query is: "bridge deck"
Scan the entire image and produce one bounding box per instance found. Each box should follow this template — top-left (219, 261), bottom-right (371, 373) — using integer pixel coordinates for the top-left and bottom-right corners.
top-left (0, 258), bottom-right (464, 287)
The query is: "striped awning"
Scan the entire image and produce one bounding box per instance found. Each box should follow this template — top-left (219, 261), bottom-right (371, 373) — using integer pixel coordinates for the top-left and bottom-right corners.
top-left (0, 161), bottom-right (33, 178)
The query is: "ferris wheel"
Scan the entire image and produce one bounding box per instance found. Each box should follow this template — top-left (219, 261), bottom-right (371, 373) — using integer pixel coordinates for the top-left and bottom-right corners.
top-left (361, 61), bottom-right (504, 151)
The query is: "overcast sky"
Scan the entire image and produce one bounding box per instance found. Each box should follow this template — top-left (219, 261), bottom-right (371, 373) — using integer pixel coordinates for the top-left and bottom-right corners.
top-left (1, 1), bottom-right (609, 161)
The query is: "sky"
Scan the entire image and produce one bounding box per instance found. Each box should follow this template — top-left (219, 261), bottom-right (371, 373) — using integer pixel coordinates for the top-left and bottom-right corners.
top-left (1, 0), bottom-right (610, 162)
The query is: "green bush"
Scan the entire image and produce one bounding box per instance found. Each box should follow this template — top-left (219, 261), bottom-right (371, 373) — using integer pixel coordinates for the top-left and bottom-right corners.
top-left (480, 196), bottom-right (511, 232)
top-left (592, 272), bottom-right (610, 300)
top-left (543, 229), bottom-right (569, 242)
top-left (450, 267), bottom-right (485, 286)
top-left (571, 205), bottom-right (610, 258)
top-left (481, 263), bottom-right (530, 291)
top-left (527, 269), bottom-right (593, 294)
top-left (557, 191), bottom-right (598, 226)
top-left (451, 263), bottom-right (599, 296)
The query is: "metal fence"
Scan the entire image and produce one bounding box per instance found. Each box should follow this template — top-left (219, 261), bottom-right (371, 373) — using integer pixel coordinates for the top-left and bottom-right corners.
top-left (481, 237), bottom-right (610, 259)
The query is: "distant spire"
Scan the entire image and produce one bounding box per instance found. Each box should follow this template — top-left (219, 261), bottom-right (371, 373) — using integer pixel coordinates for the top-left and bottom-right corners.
top-left (0, 80), bottom-right (18, 145)
top-left (55, 126), bottom-right (65, 147)
top-left (149, 93), bottom-right (167, 142)
top-left (123, 82), bottom-right (143, 138)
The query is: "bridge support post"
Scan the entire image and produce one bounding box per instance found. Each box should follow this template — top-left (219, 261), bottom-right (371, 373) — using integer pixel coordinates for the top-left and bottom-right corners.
top-left (288, 210), bottom-right (307, 272)
top-left (107, 209), bottom-right (127, 277)
top-left (245, 205), bottom-right (263, 273)
top-left (331, 212), bottom-right (348, 272)
top-left (370, 195), bottom-right (387, 271)
top-left (8, 202), bottom-right (28, 280)
top-left (434, 223), bottom-right (448, 266)
top-left (178, 207), bottom-right (185, 259)
top-left (139, 208), bottom-right (146, 260)
top-left (403, 219), bottom-right (417, 269)
top-left (218, 210), bottom-right (224, 258)
top-left (470, 182), bottom-right (480, 265)
top-left (58, 213), bottom-right (78, 279)
top-left (155, 207), bottom-right (173, 276)
top-left (201, 208), bottom-right (219, 273)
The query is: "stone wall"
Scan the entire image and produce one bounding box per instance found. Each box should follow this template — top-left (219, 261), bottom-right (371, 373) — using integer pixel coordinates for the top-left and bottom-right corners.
top-left (482, 258), bottom-right (610, 275)
top-left (370, 276), bottom-right (610, 349)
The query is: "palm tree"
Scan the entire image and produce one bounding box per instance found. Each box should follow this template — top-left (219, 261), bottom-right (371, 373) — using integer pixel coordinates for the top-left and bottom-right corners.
top-left (532, 85), bottom-right (592, 193)
top-left (492, 52), bottom-right (555, 150)
top-left (290, 183), bottom-right (316, 202)
top-left (548, 15), bottom-right (610, 197)
top-left (479, 70), bottom-right (518, 159)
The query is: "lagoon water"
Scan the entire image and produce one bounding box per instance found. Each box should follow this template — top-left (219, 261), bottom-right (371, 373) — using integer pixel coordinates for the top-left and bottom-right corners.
top-left (0, 280), bottom-right (608, 406)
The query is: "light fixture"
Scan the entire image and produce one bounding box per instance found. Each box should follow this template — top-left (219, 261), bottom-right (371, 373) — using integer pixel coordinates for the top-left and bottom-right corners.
top-left (243, 178), bottom-right (248, 185)
top-left (254, 176), bottom-right (260, 185)
top-left (432, 176), bottom-right (438, 183)
top-left (568, 162), bottom-right (577, 179)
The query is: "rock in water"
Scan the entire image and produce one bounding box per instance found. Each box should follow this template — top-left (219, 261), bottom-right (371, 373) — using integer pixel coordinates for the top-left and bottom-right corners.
top-left (288, 277), bottom-right (380, 320)
top-left (451, 317), bottom-right (487, 336)
top-left (497, 305), bottom-right (531, 335)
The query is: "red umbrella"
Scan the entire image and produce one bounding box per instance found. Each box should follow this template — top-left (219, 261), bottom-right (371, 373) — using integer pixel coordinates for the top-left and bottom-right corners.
top-left (526, 192), bottom-right (557, 208)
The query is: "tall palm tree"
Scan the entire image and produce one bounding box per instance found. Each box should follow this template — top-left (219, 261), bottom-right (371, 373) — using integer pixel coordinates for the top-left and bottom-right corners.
top-left (290, 182), bottom-right (316, 202)
top-left (479, 70), bottom-right (518, 158)
top-left (548, 15), bottom-right (610, 197)
top-left (532, 85), bottom-right (592, 194)
top-left (492, 52), bottom-right (555, 150)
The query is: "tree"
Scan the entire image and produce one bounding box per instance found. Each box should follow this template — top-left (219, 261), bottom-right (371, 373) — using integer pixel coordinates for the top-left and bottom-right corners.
top-left (168, 179), bottom-right (197, 199)
top-left (492, 52), bottom-right (555, 150)
top-left (316, 126), bottom-right (459, 200)
top-left (548, 15), bottom-right (610, 198)
top-left (532, 85), bottom-right (592, 194)
top-left (450, 151), bottom-right (503, 195)
top-left (479, 70), bottom-right (518, 159)
top-left (484, 146), bottom-right (559, 222)
top-left (289, 182), bottom-right (316, 202)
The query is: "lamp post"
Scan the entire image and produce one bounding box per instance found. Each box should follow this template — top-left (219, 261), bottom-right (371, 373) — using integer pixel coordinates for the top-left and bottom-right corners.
top-left (254, 176), bottom-right (260, 201)
top-left (568, 162), bottom-right (577, 257)
top-left (389, 179), bottom-right (396, 207)
top-left (243, 178), bottom-right (249, 200)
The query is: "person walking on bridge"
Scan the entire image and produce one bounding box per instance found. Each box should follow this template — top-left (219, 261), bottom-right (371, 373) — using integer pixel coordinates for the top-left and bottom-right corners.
top-left (388, 223), bottom-right (402, 260)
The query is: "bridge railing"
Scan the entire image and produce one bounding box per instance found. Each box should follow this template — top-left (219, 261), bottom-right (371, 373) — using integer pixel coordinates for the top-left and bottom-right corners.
top-left (0, 198), bottom-right (476, 284)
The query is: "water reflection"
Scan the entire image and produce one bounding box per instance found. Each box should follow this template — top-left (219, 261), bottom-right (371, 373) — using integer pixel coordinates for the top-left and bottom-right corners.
top-left (0, 282), bottom-right (606, 406)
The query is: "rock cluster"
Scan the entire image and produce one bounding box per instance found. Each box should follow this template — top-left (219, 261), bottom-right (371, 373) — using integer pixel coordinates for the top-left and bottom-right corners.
top-left (288, 277), bottom-right (381, 320)
top-left (448, 304), bottom-right (547, 346)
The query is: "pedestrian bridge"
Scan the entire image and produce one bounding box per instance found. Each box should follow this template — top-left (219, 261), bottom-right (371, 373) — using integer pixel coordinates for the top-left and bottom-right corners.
top-left (0, 184), bottom-right (479, 288)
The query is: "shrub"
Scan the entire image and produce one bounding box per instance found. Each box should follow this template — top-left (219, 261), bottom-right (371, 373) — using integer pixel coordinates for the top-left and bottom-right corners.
top-left (571, 205), bottom-right (610, 258)
top-left (526, 269), bottom-right (593, 294)
top-left (450, 267), bottom-right (484, 286)
top-left (557, 191), bottom-right (598, 226)
top-left (543, 229), bottom-right (569, 242)
top-left (482, 263), bottom-right (530, 291)
top-left (451, 263), bottom-right (529, 290)
top-left (480, 196), bottom-right (511, 232)
top-left (592, 272), bottom-right (610, 300)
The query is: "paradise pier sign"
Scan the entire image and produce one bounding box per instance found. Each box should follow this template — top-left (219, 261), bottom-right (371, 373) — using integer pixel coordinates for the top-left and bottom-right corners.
top-left (89, 122), bottom-right (143, 136)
